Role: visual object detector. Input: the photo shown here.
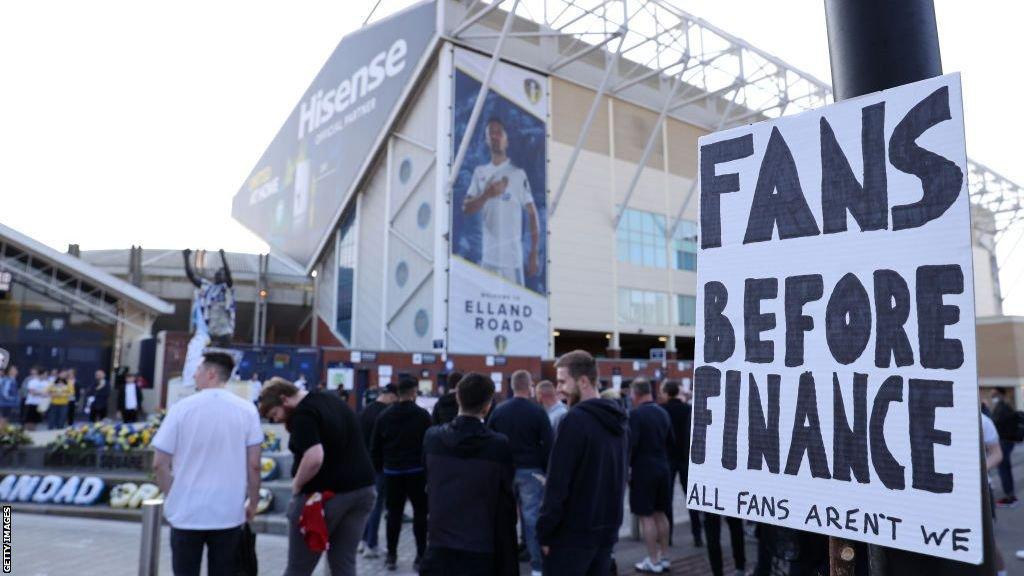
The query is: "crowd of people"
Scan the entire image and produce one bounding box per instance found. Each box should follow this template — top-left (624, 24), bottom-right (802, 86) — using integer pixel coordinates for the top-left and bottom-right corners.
top-left (0, 365), bottom-right (146, 430)
top-left (151, 348), bottom-right (787, 576)
top-left (1, 347), bottom-right (1015, 575)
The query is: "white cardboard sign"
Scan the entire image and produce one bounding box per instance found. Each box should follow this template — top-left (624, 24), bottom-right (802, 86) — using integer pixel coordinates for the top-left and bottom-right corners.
top-left (691, 73), bottom-right (980, 563)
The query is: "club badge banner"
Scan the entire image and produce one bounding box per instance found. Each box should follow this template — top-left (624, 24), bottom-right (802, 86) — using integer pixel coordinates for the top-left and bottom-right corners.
top-left (448, 48), bottom-right (548, 357)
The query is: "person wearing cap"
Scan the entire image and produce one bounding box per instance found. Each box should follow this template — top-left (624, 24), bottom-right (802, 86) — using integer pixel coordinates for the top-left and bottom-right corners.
top-left (259, 376), bottom-right (376, 576)
top-left (358, 384), bottom-right (397, 559)
top-left (370, 374), bottom-right (432, 571)
top-left (151, 352), bottom-right (263, 576)
top-left (431, 371), bottom-right (462, 426)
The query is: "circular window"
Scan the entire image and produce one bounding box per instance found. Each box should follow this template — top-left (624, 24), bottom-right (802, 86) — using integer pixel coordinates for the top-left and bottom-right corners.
top-left (399, 158), bottom-right (413, 185)
top-left (414, 309), bottom-right (430, 337)
top-left (395, 261), bottom-right (409, 288)
top-left (417, 202), bottom-right (431, 229)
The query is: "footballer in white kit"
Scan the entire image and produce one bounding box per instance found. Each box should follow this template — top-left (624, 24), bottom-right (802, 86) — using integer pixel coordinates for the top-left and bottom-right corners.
top-left (461, 117), bottom-right (541, 286)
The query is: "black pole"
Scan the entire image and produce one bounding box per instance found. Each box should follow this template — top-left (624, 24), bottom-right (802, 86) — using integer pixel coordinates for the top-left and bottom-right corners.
top-left (824, 0), bottom-right (942, 100)
top-left (823, 1), bottom-right (996, 574)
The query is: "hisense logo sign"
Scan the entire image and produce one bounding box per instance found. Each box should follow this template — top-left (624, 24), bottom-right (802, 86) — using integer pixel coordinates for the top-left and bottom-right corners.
top-left (297, 38), bottom-right (408, 140)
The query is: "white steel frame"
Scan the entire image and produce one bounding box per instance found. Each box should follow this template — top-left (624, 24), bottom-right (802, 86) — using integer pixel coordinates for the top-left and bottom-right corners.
top-left (444, 0), bottom-right (1024, 256)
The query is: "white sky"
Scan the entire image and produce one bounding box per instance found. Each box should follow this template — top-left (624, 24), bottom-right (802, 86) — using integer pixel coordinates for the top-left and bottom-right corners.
top-left (2, 1), bottom-right (1021, 312)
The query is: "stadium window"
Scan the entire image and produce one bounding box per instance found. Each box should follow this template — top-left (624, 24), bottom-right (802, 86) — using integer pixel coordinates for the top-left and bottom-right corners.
top-left (617, 208), bottom-right (667, 268)
top-left (673, 220), bottom-right (698, 271)
top-left (336, 211), bottom-right (356, 342)
top-left (618, 288), bottom-right (669, 325)
top-left (677, 294), bottom-right (697, 326)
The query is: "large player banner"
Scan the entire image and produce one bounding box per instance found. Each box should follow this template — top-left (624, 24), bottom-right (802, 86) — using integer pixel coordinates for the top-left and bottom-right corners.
top-left (448, 48), bottom-right (548, 357)
top-left (691, 74), bottom-right (981, 563)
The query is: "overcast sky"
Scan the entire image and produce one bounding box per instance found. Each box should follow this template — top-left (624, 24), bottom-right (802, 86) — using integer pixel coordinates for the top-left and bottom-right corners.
top-left (2, 1), bottom-right (1021, 312)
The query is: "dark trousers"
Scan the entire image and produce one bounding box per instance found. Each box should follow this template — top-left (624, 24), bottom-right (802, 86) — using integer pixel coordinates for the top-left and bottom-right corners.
top-left (419, 547), bottom-right (493, 576)
top-left (704, 513), bottom-right (745, 576)
top-left (285, 487), bottom-right (375, 576)
top-left (668, 459), bottom-right (703, 545)
top-left (170, 525), bottom-right (242, 576)
top-left (542, 545), bottom-right (613, 576)
top-left (123, 409), bottom-right (138, 423)
top-left (90, 405), bottom-right (108, 422)
top-left (385, 472), bottom-right (427, 558)
top-left (999, 440), bottom-right (1016, 498)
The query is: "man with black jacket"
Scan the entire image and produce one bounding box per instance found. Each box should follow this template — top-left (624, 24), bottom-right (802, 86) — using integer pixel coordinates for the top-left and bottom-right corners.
top-left (358, 385), bottom-right (396, 558)
top-left (538, 350), bottom-right (629, 575)
top-left (370, 375), bottom-right (432, 571)
top-left (628, 379), bottom-right (674, 574)
top-left (421, 372), bottom-right (518, 576)
top-left (990, 389), bottom-right (1019, 506)
top-left (488, 369), bottom-right (552, 576)
top-left (660, 380), bottom-right (702, 547)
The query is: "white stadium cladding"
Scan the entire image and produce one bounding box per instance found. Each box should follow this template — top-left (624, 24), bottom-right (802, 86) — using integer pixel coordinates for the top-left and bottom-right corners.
top-left (235, 0), bottom-right (1023, 359)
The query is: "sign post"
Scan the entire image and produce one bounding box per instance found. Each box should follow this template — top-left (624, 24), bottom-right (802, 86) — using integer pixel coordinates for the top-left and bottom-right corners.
top-left (823, 1), bottom-right (996, 573)
top-left (691, 72), bottom-right (983, 566)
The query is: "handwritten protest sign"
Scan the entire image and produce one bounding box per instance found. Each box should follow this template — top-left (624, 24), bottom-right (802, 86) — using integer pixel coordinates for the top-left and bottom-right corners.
top-left (690, 73), bottom-right (981, 563)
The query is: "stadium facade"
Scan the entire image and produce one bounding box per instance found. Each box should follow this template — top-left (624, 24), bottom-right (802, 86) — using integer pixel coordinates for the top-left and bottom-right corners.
top-left (232, 0), bottom-right (1015, 366)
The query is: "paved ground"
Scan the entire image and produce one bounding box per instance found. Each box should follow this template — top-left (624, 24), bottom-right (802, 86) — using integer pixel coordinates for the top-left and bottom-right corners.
top-left (9, 449), bottom-right (1024, 575)
top-left (9, 496), bottom-right (1024, 575)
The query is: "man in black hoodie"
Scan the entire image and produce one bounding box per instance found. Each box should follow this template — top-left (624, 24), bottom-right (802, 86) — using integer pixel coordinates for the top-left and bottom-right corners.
top-left (421, 372), bottom-right (518, 576)
top-left (538, 349), bottom-right (628, 575)
top-left (370, 375), bottom-right (432, 571)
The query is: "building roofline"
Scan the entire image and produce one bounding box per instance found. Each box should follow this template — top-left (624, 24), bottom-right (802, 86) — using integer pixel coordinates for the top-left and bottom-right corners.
top-left (0, 223), bottom-right (174, 316)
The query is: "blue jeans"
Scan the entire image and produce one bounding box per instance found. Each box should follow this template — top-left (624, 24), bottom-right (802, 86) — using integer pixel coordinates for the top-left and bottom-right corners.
top-left (361, 472), bottom-right (386, 549)
top-left (47, 405), bottom-right (69, 430)
top-left (515, 468), bottom-right (544, 572)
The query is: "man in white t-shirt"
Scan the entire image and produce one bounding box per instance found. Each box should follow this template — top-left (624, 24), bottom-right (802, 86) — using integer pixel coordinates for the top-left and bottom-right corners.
top-left (152, 352), bottom-right (263, 576)
top-left (462, 117), bottom-right (540, 286)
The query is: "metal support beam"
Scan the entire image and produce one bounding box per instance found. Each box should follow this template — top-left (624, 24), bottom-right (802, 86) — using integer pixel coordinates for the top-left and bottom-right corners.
top-left (451, 0), bottom-right (507, 38)
top-left (549, 30), bottom-right (621, 73)
top-left (667, 90), bottom-right (740, 242)
top-left (446, 0), bottom-right (521, 195)
top-left (550, 30), bottom-right (626, 217)
top-left (614, 71), bottom-right (685, 227)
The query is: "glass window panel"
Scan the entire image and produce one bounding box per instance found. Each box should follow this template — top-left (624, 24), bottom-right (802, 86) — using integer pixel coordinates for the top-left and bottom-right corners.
top-left (683, 252), bottom-right (697, 271)
top-left (335, 211), bottom-right (357, 342)
top-left (678, 295), bottom-right (697, 326)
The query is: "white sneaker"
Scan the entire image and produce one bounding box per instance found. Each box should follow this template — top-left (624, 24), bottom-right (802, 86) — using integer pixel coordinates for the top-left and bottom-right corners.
top-left (363, 546), bottom-right (380, 559)
top-left (634, 557), bottom-right (664, 574)
top-left (1016, 549), bottom-right (1024, 560)
top-left (660, 557), bottom-right (671, 570)
top-left (531, 571), bottom-right (543, 576)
